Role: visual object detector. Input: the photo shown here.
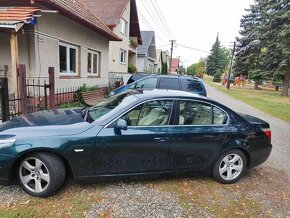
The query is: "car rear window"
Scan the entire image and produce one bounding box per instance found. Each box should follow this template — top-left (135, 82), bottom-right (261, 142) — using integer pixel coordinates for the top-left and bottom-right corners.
top-left (181, 79), bottom-right (203, 92)
top-left (159, 78), bottom-right (180, 90)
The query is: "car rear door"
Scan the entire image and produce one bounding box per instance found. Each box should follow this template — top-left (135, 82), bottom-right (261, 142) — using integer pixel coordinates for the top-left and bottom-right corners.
top-left (95, 99), bottom-right (174, 175)
top-left (168, 99), bottom-right (229, 170)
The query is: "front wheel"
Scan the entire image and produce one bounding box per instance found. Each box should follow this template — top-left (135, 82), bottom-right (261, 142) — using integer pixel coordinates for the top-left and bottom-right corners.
top-left (213, 150), bottom-right (246, 184)
top-left (18, 153), bottom-right (66, 197)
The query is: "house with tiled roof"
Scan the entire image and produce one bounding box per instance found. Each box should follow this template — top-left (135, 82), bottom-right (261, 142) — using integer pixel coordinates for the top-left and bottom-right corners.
top-left (170, 58), bottom-right (180, 75)
top-left (137, 31), bottom-right (157, 73)
top-left (0, 0), bottom-right (121, 96)
top-left (79, 0), bottom-right (142, 84)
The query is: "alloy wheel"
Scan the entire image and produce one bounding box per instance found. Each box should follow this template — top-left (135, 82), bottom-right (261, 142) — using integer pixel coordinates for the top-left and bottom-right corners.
top-left (218, 153), bottom-right (243, 181)
top-left (19, 157), bottom-right (50, 193)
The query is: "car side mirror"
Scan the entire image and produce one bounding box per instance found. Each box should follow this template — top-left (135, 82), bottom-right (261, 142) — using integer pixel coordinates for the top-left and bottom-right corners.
top-left (115, 119), bottom-right (128, 130)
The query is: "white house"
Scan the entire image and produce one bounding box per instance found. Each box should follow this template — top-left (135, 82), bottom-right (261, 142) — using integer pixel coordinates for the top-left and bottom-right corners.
top-left (79, 0), bottom-right (142, 85)
top-left (0, 0), bottom-right (121, 96)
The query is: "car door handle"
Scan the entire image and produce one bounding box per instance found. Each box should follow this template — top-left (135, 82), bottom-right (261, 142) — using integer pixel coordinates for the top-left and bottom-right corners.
top-left (154, 137), bottom-right (168, 142)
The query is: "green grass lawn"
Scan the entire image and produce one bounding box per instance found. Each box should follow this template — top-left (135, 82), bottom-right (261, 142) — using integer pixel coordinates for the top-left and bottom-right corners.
top-left (203, 76), bottom-right (290, 123)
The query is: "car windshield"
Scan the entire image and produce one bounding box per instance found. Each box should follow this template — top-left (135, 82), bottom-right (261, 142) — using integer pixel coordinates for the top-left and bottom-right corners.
top-left (89, 91), bottom-right (138, 122)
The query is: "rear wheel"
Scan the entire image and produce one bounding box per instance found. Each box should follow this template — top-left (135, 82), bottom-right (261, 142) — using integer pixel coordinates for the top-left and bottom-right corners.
top-left (18, 153), bottom-right (66, 197)
top-left (213, 150), bottom-right (246, 184)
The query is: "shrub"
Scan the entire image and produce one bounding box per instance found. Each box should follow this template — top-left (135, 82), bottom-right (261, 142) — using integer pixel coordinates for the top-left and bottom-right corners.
top-left (128, 64), bottom-right (137, 74)
top-left (213, 73), bottom-right (221, 82)
top-left (74, 84), bottom-right (99, 105)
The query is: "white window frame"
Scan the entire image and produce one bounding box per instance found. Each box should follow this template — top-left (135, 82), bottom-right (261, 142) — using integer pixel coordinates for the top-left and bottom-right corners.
top-left (59, 42), bottom-right (79, 75)
top-left (120, 18), bottom-right (128, 35)
top-left (87, 50), bottom-right (100, 76)
top-left (120, 49), bottom-right (126, 64)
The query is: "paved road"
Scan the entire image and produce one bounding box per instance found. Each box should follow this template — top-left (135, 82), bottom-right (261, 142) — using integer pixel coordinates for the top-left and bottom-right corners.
top-left (205, 83), bottom-right (290, 176)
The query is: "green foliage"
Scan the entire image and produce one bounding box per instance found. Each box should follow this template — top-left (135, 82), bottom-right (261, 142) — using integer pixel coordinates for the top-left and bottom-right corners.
top-left (74, 84), bottom-right (99, 105)
top-left (234, 0), bottom-right (290, 95)
top-left (206, 35), bottom-right (231, 77)
top-left (128, 64), bottom-right (137, 74)
top-left (58, 102), bottom-right (84, 108)
top-left (213, 73), bottom-right (222, 82)
top-left (161, 63), bottom-right (168, 75)
top-left (187, 59), bottom-right (206, 78)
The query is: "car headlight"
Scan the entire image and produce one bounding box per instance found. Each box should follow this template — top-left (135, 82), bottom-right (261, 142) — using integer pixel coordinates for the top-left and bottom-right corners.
top-left (0, 139), bottom-right (16, 149)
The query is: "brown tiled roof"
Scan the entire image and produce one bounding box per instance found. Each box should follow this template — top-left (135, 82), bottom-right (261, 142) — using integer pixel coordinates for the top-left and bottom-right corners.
top-left (78, 0), bottom-right (129, 27)
top-left (78, 0), bottom-right (141, 44)
top-left (0, 6), bottom-right (40, 23)
top-left (0, 0), bottom-right (121, 41)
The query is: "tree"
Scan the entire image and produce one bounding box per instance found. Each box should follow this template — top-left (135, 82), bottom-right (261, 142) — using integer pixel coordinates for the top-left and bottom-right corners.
top-left (187, 59), bottom-right (206, 78)
top-left (161, 63), bottom-right (168, 75)
top-left (234, 2), bottom-right (266, 89)
top-left (259, 0), bottom-right (290, 96)
top-left (234, 0), bottom-right (290, 95)
top-left (206, 35), bottom-right (231, 82)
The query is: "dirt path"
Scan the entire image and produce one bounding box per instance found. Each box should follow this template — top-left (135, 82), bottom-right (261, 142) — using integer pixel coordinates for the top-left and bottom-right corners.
top-left (205, 83), bottom-right (290, 177)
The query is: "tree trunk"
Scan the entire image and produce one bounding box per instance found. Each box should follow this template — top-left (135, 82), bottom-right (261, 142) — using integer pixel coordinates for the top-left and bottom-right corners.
top-left (254, 80), bottom-right (259, 90)
top-left (281, 71), bottom-right (290, 96)
top-left (275, 85), bottom-right (279, 91)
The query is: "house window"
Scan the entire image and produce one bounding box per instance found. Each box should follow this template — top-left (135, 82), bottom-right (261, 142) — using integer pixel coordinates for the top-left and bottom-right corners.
top-left (120, 49), bottom-right (126, 64)
top-left (120, 18), bottom-right (128, 35)
top-left (87, 50), bottom-right (100, 76)
top-left (59, 43), bottom-right (78, 74)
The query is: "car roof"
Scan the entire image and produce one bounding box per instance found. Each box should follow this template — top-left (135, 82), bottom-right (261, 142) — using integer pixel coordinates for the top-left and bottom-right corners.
top-left (130, 74), bottom-right (202, 81)
top-left (128, 89), bottom-right (207, 100)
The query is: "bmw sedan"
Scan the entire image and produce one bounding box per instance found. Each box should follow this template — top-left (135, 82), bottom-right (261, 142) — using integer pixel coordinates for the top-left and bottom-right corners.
top-left (0, 90), bottom-right (272, 197)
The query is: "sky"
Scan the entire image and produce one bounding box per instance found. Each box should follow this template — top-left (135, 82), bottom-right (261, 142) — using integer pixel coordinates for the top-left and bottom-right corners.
top-left (136, 0), bottom-right (254, 67)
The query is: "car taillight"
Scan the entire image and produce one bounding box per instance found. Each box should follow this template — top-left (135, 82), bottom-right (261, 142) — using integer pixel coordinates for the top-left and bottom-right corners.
top-left (262, 128), bottom-right (271, 139)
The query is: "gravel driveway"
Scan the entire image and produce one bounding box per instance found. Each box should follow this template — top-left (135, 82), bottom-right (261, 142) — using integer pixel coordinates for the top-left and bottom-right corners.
top-left (0, 84), bottom-right (289, 217)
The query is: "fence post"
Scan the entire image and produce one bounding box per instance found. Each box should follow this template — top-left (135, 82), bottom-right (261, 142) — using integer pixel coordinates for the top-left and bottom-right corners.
top-left (17, 64), bottom-right (28, 115)
top-left (1, 78), bottom-right (10, 122)
top-left (48, 67), bottom-right (55, 109)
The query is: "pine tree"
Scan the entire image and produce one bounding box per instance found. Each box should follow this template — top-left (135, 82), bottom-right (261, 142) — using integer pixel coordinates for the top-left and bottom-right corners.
top-left (259, 0), bottom-right (290, 96)
top-left (206, 35), bottom-right (230, 82)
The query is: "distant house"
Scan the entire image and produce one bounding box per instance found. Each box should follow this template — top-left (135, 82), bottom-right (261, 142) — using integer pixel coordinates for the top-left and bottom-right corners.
top-left (156, 49), bottom-right (170, 74)
top-left (79, 0), bottom-right (142, 85)
top-left (0, 0), bottom-right (121, 96)
top-left (170, 58), bottom-right (180, 75)
top-left (137, 31), bottom-right (157, 73)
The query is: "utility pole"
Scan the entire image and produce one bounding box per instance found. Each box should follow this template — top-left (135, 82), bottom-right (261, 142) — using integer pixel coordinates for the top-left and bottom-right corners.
top-left (226, 41), bottom-right (236, 90)
top-left (169, 40), bottom-right (176, 74)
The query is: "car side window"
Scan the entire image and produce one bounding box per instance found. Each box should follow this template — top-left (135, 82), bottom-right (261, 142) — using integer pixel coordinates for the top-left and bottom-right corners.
top-left (178, 101), bottom-right (228, 125)
top-left (130, 77), bottom-right (158, 89)
top-left (122, 100), bottom-right (173, 126)
top-left (213, 106), bottom-right (228, 124)
top-left (159, 78), bottom-right (180, 90)
top-left (181, 79), bottom-right (203, 92)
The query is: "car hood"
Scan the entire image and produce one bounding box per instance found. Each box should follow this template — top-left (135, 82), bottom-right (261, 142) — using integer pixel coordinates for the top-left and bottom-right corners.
top-left (0, 108), bottom-right (93, 138)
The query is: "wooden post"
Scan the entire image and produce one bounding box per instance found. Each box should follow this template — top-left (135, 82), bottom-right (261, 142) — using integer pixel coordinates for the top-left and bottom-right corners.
top-left (4, 65), bottom-right (8, 78)
top-left (1, 78), bottom-right (10, 122)
top-left (17, 64), bottom-right (28, 115)
top-left (10, 33), bottom-right (19, 97)
top-left (48, 67), bottom-right (55, 109)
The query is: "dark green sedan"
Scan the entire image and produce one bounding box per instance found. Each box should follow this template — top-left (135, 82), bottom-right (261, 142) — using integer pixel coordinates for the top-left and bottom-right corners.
top-left (0, 90), bottom-right (272, 197)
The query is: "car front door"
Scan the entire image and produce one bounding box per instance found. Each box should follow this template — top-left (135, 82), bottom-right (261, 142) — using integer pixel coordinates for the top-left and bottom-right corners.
top-left (95, 99), bottom-right (174, 175)
top-left (169, 100), bottom-right (229, 170)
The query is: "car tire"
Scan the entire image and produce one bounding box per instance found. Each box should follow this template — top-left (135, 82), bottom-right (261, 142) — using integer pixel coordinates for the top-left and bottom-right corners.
top-left (18, 153), bottom-right (66, 197)
top-left (212, 149), bottom-right (246, 184)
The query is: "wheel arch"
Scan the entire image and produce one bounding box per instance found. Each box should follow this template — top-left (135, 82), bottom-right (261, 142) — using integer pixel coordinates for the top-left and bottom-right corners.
top-left (10, 148), bottom-right (73, 181)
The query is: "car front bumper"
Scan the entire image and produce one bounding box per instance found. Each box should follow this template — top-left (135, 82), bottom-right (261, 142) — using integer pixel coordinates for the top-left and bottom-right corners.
top-left (0, 154), bottom-right (18, 185)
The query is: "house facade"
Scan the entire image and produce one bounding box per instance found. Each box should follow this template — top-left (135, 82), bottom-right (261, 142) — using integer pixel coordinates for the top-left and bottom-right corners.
top-left (0, 0), bottom-right (120, 96)
top-left (79, 0), bottom-right (142, 85)
top-left (170, 58), bottom-right (180, 75)
top-left (137, 31), bottom-right (157, 73)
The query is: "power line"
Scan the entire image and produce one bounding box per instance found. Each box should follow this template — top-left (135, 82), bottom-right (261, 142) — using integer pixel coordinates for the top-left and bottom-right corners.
top-left (176, 43), bottom-right (210, 54)
top-left (139, 0), bottom-right (170, 41)
top-left (151, 0), bottom-right (175, 39)
top-left (147, 0), bottom-right (172, 39)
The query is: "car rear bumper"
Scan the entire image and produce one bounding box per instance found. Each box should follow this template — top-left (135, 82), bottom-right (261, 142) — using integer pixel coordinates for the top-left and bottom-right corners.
top-left (0, 155), bottom-right (18, 185)
top-left (248, 144), bottom-right (272, 168)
